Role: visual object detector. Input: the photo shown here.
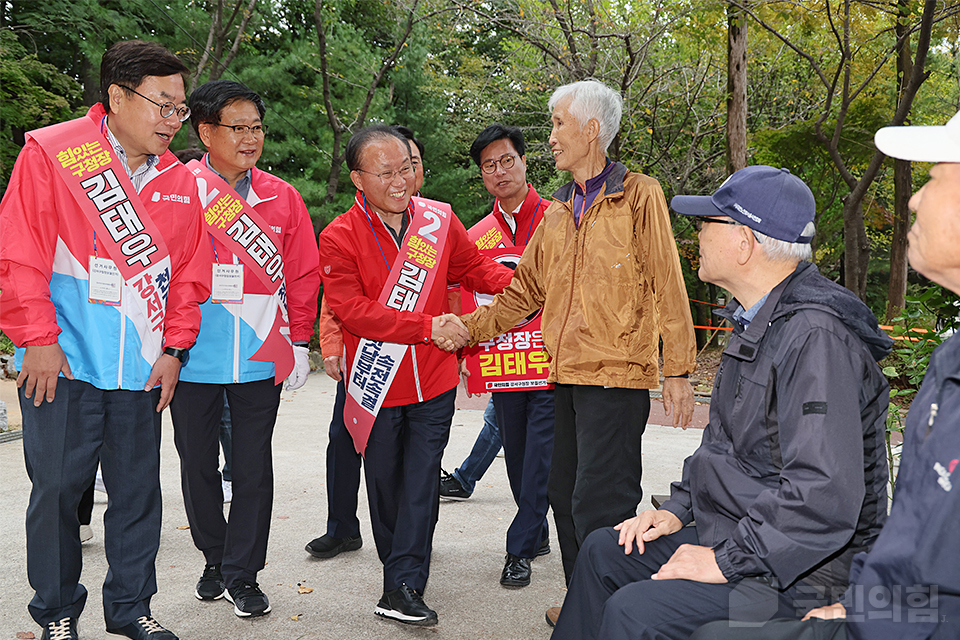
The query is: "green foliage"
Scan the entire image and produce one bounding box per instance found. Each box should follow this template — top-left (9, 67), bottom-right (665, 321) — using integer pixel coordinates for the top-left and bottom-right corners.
top-left (0, 30), bottom-right (82, 187)
top-left (880, 285), bottom-right (958, 492)
top-left (0, 331), bottom-right (14, 355)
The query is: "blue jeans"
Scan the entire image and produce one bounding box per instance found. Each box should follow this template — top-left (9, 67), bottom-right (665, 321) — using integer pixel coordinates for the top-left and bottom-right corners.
top-left (452, 398), bottom-right (501, 494)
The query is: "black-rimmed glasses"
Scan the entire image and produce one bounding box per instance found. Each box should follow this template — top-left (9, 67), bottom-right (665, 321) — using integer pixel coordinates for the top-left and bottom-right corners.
top-left (356, 163), bottom-right (414, 185)
top-left (480, 154), bottom-right (518, 174)
top-left (119, 85), bottom-right (191, 122)
top-left (695, 217), bottom-right (762, 243)
top-left (694, 216), bottom-right (739, 231)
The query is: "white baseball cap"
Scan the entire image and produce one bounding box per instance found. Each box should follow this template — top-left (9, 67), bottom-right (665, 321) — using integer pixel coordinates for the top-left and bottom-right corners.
top-left (875, 111), bottom-right (960, 162)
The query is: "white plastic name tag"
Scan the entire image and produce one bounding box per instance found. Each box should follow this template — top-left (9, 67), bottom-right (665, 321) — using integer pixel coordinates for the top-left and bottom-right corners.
top-left (212, 263), bottom-right (244, 303)
top-left (88, 256), bottom-right (122, 305)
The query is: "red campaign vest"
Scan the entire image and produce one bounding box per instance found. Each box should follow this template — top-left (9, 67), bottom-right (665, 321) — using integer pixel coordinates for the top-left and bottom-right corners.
top-left (187, 159), bottom-right (294, 383)
top-left (461, 188), bottom-right (552, 392)
top-left (343, 196), bottom-right (455, 455)
top-left (27, 116), bottom-right (173, 360)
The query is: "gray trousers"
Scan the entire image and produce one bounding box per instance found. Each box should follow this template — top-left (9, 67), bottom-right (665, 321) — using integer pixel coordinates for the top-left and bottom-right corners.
top-left (20, 378), bottom-right (163, 628)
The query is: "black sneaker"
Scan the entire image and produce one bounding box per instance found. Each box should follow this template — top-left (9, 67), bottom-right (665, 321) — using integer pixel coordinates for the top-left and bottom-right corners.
top-left (439, 469), bottom-right (472, 500)
top-left (374, 583), bottom-right (438, 626)
top-left (106, 615), bottom-right (178, 639)
top-left (224, 580), bottom-right (271, 617)
top-left (41, 617), bottom-right (78, 640)
top-left (304, 533), bottom-right (362, 559)
top-left (195, 563), bottom-right (226, 600)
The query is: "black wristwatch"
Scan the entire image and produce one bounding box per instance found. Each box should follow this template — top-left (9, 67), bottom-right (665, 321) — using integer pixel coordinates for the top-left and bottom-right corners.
top-left (163, 346), bottom-right (189, 366)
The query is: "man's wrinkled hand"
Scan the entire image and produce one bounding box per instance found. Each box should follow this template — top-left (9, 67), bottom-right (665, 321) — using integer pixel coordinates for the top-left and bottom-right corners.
top-left (614, 509), bottom-right (682, 555)
top-left (323, 355), bottom-right (342, 381)
top-left (17, 343), bottom-right (74, 407)
top-left (432, 314), bottom-right (469, 352)
top-left (145, 353), bottom-right (182, 412)
top-left (662, 376), bottom-right (695, 429)
top-left (651, 544), bottom-right (726, 583)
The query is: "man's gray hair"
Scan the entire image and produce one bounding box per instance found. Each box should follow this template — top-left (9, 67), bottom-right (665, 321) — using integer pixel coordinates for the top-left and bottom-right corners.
top-left (753, 221), bottom-right (816, 263)
top-left (548, 80), bottom-right (623, 152)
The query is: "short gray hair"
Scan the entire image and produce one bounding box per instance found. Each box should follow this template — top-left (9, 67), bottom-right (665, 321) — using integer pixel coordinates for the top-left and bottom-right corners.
top-left (548, 80), bottom-right (623, 152)
top-left (753, 221), bottom-right (816, 263)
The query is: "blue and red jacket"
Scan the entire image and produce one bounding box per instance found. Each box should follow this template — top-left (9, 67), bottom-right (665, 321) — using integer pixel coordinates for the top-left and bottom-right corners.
top-left (0, 104), bottom-right (210, 391)
top-left (180, 161), bottom-right (320, 384)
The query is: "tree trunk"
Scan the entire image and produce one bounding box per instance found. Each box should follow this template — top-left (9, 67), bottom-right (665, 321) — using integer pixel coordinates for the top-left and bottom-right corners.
top-left (80, 56), bottom-right (99, 107)
top-left (726, 0), bottom-right (748, 174)
top-left (887, 159), bottom-right (911, 320)
top-left (886, 0), bottom-right (915, 321)
top-left (842, 197), bottom-right (869, 300)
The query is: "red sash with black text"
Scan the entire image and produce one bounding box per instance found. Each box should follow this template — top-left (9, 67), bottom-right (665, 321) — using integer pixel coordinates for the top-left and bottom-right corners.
top-left (187, 159), bottom-right (293, 384)
top-left (343, 196), bottom-right (453, 455)
top-left (27, 116), bottom-right (172, 361)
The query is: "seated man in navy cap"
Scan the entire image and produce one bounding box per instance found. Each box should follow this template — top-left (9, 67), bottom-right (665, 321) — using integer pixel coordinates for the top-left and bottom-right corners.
top-left (691, 113), bottom-right (960, 640)
top-left (549, 166), bottom-right (894, 640)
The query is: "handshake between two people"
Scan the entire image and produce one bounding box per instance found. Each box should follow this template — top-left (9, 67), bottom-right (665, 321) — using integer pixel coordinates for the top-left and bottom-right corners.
top-left (431, 314), bottom-right (470, 352)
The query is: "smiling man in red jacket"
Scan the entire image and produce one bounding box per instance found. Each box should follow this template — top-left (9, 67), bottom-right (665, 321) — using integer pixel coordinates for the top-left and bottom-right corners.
top-left (318, 124), bottom-right (513, 626)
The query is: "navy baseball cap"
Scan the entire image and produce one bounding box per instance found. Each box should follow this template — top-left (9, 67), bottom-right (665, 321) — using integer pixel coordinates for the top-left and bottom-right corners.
top-left (671, 166), bottom-right (816, 243)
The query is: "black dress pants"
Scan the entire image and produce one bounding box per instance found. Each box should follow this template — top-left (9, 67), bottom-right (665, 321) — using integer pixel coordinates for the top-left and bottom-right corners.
top-left (170, 378), bottom-right (281, 588)
top-left (553, 527), bottom-right (819, 640)
top-left (549, 384), bottom-right (650, 583)
top-left (363, 387), bottom-right (456, 593)
top-left (493, 388), bottom-right (554, 558)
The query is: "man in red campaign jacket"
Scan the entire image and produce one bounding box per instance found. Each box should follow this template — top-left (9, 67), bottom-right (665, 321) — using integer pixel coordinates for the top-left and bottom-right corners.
top-left (318, 125), bottom-right (513, 627)
top-left (0, 41), bottom-right (210, 640)
top-left (443, 124), bottom-right (554, 590)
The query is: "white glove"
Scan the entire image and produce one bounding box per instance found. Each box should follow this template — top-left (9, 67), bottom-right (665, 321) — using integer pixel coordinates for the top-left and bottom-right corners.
top-left (285, 345), bottom-right (310, 390)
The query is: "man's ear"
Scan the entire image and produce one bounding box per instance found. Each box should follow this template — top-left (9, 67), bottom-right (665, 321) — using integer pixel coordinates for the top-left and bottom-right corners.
top-left (350, 170), bottom-right (364, 192)
top-left (737, 225), bottom-right (758, 265)
top-left (585, 118), bottom-right (601, 144)
top-left (107, 84), bottom-right (125, 114)
top-left (197, 123), bottom-right (214, 148)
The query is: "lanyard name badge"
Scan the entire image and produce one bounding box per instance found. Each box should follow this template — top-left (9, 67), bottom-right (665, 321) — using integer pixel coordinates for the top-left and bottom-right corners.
top-left (212, 263), bottom-right (244, 303)
top-left (211, 237), bottom-right (244, 303)
top-left (88, 254), bottom-right (122, 305)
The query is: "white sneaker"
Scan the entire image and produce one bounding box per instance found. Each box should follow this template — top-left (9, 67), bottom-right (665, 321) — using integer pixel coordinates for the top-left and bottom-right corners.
top-left (222, 479), bottom-right (233, 503)
top-left (79, 524), bottom-right (93, 543)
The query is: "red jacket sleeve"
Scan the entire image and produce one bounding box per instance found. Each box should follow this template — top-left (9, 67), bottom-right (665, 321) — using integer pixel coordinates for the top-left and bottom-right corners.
top-left (281, 188), bottom-right (320, 342)
top-left (0, 141), bottom-right (63, 347)
top-left (161, 174), bottom-right (211, 350)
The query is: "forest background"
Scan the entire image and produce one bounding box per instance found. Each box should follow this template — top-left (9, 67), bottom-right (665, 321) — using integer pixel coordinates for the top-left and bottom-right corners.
top-left (4, 0), bottom-right (960, 394)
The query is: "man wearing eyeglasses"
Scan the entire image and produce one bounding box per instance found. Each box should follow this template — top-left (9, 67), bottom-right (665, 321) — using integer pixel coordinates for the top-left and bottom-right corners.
top-left (167, 80), bottom-right (320, 619)
top-left (318, 125), bottom-right (513, 625)
top-left (549, 166), bottom-right (893, 640)
top-left (0, 40), bottom-right (211, 640)
top-left (444, 124), bottom-right (554, 588)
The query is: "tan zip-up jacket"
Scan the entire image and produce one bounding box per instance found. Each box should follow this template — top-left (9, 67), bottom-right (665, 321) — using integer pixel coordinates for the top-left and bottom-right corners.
top-left (462, 163), bottom-right (695, 388)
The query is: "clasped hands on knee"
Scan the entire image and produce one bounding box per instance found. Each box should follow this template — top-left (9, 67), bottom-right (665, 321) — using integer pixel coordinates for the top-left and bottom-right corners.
top-left (431, 314), bottom-right (470, 352)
